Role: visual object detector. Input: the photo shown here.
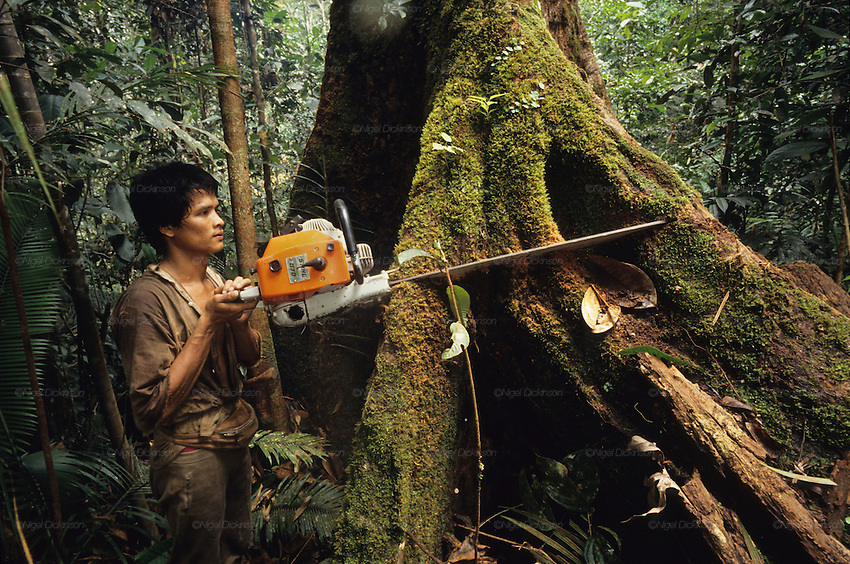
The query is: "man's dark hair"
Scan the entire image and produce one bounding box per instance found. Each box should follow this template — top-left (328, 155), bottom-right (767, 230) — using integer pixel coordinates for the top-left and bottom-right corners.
top-left (129, 162), bottom-right (219, 254)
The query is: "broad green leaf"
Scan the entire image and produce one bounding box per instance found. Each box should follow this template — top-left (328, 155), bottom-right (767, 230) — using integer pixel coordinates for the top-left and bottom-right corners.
top-left (69, 81), bottom-right (93, 109)
top-left (29, 24), bottom-right (66, 51)
top-left (441, 321), bottom-right (469, 360)
top-left (536, 454), bottom-right (591, 512)
top-left (398, 248), bottom-right (437, 264)
top-left (808, 25), bottom-right (848, 42)
top-left (105, 224), bottom-right (135, 263)
top-left (765, 141), bottom-right (828, 163)
top-left (106, 181), bottom-right (136, 224)
top-left (38, 94), bottom-right (66, 121)
top-left (446, 285), bottom-right (470, 325)
top-left (561, 450), bottom-right (600, 507)
top-left (142, 243), bottom-right (157, 265)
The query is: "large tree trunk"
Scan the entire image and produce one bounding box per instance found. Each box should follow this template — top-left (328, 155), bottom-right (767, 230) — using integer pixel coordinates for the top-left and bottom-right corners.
top-left (290, 1), bottom-right (850, 562)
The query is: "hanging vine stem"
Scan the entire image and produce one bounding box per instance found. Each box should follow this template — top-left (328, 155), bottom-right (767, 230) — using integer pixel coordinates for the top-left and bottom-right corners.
top-left (398, 243), bottom-right (483, 561)
top-left (438, 245), bottom-right (482, 563)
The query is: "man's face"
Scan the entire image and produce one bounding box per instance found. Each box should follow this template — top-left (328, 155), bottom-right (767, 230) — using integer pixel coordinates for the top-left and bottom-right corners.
top-left (160, 189), bottom-right (225, 257)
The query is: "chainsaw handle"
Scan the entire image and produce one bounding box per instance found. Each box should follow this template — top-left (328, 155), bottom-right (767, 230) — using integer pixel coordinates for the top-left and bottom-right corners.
top-left (334, 199), bottom-right (364, 284)
top-left (237, 285), bottom-right (261, 303)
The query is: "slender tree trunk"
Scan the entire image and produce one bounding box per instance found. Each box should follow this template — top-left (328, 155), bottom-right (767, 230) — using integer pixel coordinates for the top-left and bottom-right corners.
top-left (293, 1), bottom-right (850, 562)
top-left (717, 18), bottom-right (741, 196)
top-left (206, 0), bottom-right (288, 430)
top-left (830, 113), bottom-right (850, 284)
top-left (238, 0), bottom-right (279, 236)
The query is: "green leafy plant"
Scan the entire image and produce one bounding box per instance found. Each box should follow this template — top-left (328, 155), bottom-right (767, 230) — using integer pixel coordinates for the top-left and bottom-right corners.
top-left (398, 245), bottom-right (471, 360)
top-left (497, 451), bottom-right (623, 564)
top-left (493, 38), bottom-right (525, 62)
top-left (467, 93), bottom-right (507, 119)
top-left (509, 83), bottom-right (546, 114)
top-left (249, 430), bottom-right (344, 551)
top-left (432, 131), bottom-right (465, 154)
top-left (378, 0), bottom-right (412, 31)
top-left (250, 430), bottom-right (328, 469)
top-left (252, 475), bottom-right (344, 545)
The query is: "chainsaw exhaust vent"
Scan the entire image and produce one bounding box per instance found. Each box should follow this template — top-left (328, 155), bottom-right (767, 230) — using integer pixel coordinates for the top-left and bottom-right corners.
top-left (356, 243), bottom-right (374, 274)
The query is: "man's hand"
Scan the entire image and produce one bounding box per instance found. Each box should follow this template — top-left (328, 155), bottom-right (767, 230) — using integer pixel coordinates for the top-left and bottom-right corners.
top-left (205, 277), bottom-right (257, 326)
top-left (217, 277), bottom-right (262, 364)
top-left (219, 277), bottom-right (258, 326)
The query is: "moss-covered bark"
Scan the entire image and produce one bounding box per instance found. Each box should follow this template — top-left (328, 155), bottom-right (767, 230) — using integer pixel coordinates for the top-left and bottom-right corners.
top-left (289, 1), bottom-right (850, 562)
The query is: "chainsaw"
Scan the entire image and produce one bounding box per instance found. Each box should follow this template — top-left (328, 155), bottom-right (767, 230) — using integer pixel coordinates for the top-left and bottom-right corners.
top-left (239, 199), bottom-right (667, 327)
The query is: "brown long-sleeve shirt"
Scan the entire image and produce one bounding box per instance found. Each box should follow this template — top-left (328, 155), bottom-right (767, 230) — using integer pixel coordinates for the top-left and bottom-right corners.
top-left (112, 264), bottom-right (250, 468)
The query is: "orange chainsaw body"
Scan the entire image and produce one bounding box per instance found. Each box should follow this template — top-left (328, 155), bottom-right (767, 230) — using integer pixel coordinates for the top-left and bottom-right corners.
top-left (255, 230), bottom-right (350, 304)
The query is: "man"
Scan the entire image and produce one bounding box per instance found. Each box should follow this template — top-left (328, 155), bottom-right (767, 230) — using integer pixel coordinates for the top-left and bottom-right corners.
top-left (112, 162), bottom-right (261, 563)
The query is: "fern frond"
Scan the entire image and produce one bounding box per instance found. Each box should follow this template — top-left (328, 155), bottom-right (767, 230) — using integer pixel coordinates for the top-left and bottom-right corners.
top-left (254, 476), bottom-right (344, 544)
top-left (249, 431), bottom-right (327, 468)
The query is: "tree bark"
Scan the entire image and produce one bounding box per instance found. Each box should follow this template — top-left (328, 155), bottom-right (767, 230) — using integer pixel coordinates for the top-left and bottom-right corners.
top-left (293, 1), bottom-right (850, 562)
top-left (206, 0), bottom-right (288, 431)
top-left (0, 1), bottom-right (45, 141)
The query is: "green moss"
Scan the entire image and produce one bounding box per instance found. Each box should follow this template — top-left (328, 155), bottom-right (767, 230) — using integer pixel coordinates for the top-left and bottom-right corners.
top-left (808, 401), bottom-right (850, 451)
top-left (335, 284), bottom-right (460, 563)
top-left (825, 359), bottom-right (850, 383)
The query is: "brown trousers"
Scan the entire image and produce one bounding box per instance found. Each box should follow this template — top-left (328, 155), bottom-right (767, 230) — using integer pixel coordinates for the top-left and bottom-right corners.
top-left (151, 447), bottom-right (253, 563)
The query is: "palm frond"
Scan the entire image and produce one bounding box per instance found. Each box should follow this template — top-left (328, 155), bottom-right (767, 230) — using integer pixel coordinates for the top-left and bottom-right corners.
top-left (256, 476), bottom-right (344, 544)
top-left (20, 449), bottom-right (135, 513)
top-left (249, 431), bottom-right (328, 468)
top-left (0, 193), bottom-right (63, 452)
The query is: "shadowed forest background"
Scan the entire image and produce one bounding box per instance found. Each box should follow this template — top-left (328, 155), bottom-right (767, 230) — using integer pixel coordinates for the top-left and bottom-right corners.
top-left (0, 0), bottom-right (848, 563)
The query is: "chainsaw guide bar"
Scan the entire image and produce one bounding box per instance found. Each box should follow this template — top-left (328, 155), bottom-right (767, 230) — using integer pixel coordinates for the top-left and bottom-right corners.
top-left (244, 197), bottom-right (668, 327)
top-left (389, 219), bottom-right (669, 286)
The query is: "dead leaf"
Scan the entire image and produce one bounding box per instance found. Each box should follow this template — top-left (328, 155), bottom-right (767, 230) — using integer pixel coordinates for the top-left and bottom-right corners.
top-left (623, 468), bottom-right (681, 522)
top-left (762, 462), bottom-right (838, 486)
top-left (581, 285), bottom-right (620, 333)
top-left (745, 420), bottom-right (786, 456)
top-left (626, 435), bottom-right (662, 455)
top-left (587, 255), bottom-right (658, 309)
top-left (322, 454), bottom-right (343, 483)
top-left (720, 396), bottom-right (754, 412)
top-left (274, 462), bottom-right (295, 480)
top-left (446, 534), bottom-right (493, 563)
top-left (292, 495), bottom-right (313, 521)
top-left (291, 409), bottom-right (309, 428)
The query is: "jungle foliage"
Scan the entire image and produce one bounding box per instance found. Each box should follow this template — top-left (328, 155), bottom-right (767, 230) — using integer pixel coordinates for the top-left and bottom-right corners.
top-left (0, 0), bottom-right (333, 561)
top-left (582, 0), bottom-right (850, 274)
